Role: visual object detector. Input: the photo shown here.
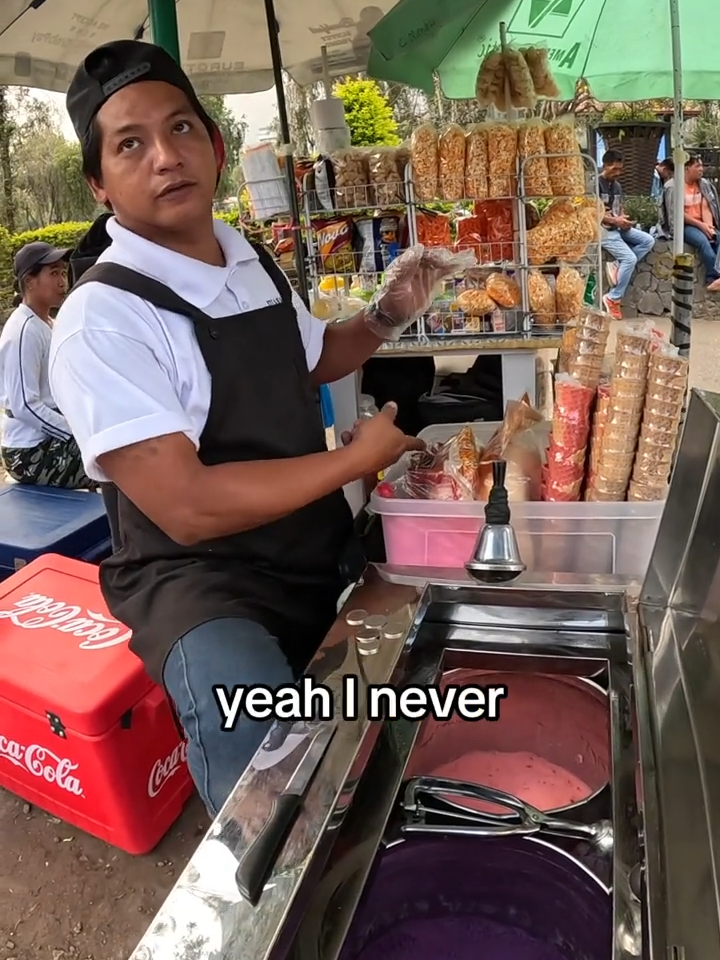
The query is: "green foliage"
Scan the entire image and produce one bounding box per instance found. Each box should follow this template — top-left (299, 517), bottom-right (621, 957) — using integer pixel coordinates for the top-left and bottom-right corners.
top-left (601, 104), bottom-right (657, 123)
top-left (198, 95), bottom-right (248, 199)
top-left (623, 195), bottom-right (659, 231)
top-left (333, 78), bottom-right (400, 147)
top-left (0, 214), bottom-right (243, 309)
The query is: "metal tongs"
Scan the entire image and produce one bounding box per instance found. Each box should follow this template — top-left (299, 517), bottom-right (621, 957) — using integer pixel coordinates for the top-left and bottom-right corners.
top-left (401, 776), bottom-right (613, 855)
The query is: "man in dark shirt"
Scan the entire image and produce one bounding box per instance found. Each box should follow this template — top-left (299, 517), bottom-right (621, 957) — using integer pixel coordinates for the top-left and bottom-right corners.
top-left (598, 149), bottom-right (655, 318)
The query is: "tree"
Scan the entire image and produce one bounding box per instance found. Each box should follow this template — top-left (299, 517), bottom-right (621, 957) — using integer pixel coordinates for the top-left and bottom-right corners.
top-left (333, 78), bottom-right (400, 147)
top-left (198, 95), bottom-right (248, 199)
top-left (0, 87), bottom-right (16, 231)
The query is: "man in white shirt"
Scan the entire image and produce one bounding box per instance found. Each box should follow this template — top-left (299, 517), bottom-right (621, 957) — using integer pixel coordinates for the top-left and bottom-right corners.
top-left (50, 40), bottom-right (427, 816)
top-left (0, 241), bottom-right (93, 487)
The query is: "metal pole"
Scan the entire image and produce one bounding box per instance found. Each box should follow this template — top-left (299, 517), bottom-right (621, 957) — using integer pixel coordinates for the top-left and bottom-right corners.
top-left (668, 0), bottom-right (691, 362)
top-left (147, 0), bottom-right (181, 62)
top-left (263, 0), bottom-right (310, 305)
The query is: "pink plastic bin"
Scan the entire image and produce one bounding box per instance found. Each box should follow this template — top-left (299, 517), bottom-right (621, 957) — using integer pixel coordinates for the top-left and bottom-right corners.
top-left (370, 423), bottom-right (665, 577)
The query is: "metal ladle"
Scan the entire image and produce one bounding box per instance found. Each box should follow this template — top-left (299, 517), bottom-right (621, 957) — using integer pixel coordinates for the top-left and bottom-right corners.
top-left (401, 776), bottom-right (613, 856)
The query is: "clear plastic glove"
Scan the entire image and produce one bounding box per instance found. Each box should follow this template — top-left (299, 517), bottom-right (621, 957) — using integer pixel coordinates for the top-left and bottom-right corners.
top-left (365, 245), bottom-right (478, 341)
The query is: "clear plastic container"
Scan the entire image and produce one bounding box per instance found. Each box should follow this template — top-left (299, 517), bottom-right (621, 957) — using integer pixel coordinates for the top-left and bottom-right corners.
top-left (370, 422), bottom-right (665, 577)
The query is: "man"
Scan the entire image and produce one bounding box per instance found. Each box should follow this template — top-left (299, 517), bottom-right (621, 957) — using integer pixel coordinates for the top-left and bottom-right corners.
top-left (663, 155), bottom-right (720, 290)
top-left (651, 158), bottom-right (674, 238)
top-left (49, 40), bottom-right (428, 817)
top-left (598, 149), bottom-right (655, 319)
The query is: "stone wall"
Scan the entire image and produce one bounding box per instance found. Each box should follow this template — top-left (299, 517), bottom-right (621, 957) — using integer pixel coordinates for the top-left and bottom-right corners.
top-left (623, 238), bottom-right (720, 320)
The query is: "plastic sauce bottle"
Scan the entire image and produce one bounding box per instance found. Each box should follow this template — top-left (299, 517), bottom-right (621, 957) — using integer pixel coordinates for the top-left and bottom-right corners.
top-left (358, 394), bottom-right (384, 497)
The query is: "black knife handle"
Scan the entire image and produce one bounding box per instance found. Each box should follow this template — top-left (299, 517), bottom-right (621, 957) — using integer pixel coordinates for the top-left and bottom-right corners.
top-left (235, 792), bottom-right (301, 904)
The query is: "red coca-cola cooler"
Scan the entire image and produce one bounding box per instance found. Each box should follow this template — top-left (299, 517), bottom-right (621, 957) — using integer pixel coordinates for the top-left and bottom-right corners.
top-left (0, 554), bottom-right (194, 854)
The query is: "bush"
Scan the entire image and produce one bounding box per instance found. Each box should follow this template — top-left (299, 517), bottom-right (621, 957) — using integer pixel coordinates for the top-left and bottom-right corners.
top-left (623, 195), bottom-right (659, 231)
top-left (0, 212), bottom-right (242, 309)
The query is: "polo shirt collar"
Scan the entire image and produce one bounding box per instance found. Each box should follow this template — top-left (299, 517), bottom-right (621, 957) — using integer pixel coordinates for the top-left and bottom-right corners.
top-left (102, 216), bottom-right (259, 308)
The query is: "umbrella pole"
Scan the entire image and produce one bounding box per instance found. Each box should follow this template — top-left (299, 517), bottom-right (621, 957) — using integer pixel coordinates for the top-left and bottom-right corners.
top-left (147, 0), bottom-right (181, 62)
top-left (263, 0), bottom-right (310, 305)
top-left (668, 0), bottom-right (692, 362)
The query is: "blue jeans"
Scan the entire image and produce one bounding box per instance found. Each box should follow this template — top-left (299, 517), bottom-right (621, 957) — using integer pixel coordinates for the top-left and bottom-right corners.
top-left (162, 617), bottom-right (295, 816)
top-left (601, 227), bottom-right (656, 300)
top-left (683, 225), bottom-right (720, 282)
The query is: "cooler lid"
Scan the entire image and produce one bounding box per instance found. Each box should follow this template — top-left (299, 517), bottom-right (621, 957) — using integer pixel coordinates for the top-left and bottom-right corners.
top-left (0, 485), bottom-right (109, 568)
top-left (633, 388), bottom-right (720, 960)
top-left (0, 555), bottom-right (153, 737)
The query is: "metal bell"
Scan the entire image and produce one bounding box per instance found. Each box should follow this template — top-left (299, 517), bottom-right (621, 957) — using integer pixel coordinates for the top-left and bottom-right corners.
top-left (466, 459), bottom-right (526, 584)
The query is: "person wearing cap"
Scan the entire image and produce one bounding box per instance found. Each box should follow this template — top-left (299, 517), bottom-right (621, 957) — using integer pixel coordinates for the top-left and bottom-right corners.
top-left (49, 39), bottom-right (431, 817)
top-left (0, 242), bottom-right (93, 488)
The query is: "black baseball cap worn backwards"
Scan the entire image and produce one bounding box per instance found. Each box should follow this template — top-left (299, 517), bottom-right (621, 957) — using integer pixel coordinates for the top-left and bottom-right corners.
top-left (66, 39), bottom-right (221, 155)
top-left (14, 242), bottom-right (70, 281)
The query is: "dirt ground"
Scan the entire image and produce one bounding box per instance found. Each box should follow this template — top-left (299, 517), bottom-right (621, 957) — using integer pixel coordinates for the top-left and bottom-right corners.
top-left (1, 316), bottom-right (718, 960)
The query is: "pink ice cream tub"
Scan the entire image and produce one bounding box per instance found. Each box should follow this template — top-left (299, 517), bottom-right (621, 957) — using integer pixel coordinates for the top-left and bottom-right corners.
top-left (406, 669), bottom-right (610, 817)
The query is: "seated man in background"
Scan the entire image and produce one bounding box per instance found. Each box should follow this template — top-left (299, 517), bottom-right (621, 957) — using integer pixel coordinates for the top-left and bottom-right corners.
top-left (664, 155), bottom-right (720, 290)
top-left (598, 150), bottom-right (655, 319)
top-left (651, 158), bottom-right (674, 237)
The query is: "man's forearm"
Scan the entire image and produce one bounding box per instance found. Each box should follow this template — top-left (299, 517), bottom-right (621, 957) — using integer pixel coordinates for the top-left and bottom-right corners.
top-left (311, 310), bottom-right (385, 385)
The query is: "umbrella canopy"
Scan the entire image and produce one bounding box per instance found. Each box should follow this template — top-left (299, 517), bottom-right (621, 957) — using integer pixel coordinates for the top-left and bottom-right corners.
top-left (368, 0), bottom-right (719, 102)
top-left (0, 0), bottom-right (395, 94)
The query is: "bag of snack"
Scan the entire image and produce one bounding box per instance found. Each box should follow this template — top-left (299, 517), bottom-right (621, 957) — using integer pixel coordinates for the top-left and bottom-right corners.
top-left (517, 119), bottom-right (552, 198)
top-left (528, 269), bottom-right (555, 323)
top-left (457, 287), bottom-right (496, 316)
top-left (477, 394), bottom-right (545, 501)
top-left (487, 122), bottom-right (518, 200)
top-left (545, 118), bottom-right (586, 198)
top-left (314, 217), bottom-right (356, 275)
top-left (368, 147), bottom-right (404, 206)
top-left (542, 373), bottom-right (594, 501)
top-left (522, 47), bottom-right (560, 98)
top-left (411, 123), bottom-right (439, 202)
top-left (416, 209), bottom-right (453, 247)
top-left (475, 50), bottom-right (507, 112)
top-left (439, 123), bottom-right (467, 202)
top-left (503, 47), bottom-right (537, 111)
top-left (555, 263), bottom-right (586, 323)
top-left (465, 125), bottom-right (489, 201)
top-left (486, 272), bottom-right (522, 309)
top-left (331, 148), bottom-right (370, 209)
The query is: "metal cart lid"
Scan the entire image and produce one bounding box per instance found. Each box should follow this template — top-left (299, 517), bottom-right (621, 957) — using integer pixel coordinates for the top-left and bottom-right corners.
top-left (633, 387), bottom-right (720, 960)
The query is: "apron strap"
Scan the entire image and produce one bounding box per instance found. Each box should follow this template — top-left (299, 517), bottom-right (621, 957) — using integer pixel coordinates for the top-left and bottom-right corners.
top-left (252, 243), bottom-right (294, 305)
top-left (71, 261), bottom-right (215, 328)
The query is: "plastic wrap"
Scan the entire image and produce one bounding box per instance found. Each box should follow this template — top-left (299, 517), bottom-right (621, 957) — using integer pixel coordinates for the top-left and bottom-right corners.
top-left (439, 124), bottom-right (467, 202)
top-left (487, 123), bottom-right (518, 200)
top-left (411, 123), bottom-right (438, 203)
top-left (555, 263), bottom-right (586, 323)
top-left (526, 202), bottom-right (592, 265)
top-left (331, 149), bottom-right (369, 209)
top-left (586, 324), bottom-right (652, 501)
top-left (565, 307), bottom-right (612, 389)
top-left (478, 395), bottom-right (545, 502)
top-left (518, 119), bottom-right (552, 197)
top-left (542, 373), bottom-right (594, 501)
top-left (365, 244), bottom-right (477, 340)
top-left (528, 269), bottom-right (555, 323)
top-left (585, 378), bottom-right (611, 496)
top-left (465, 125), bottom-right (489, 201)
top-left (545, 119), bottom-right (586, 198)
top-left (475, 50), bottom-right (507, 112)
top-left (504, 47), bottom-right (537, 110)
top-left (522, 47), bottom-right (560, 98)
top-left (486, 272), bottom-right (522, 308)
top-left (368, 147), bottom-right (404, 206)
top-left (397, 428), bottom-right (482, 502)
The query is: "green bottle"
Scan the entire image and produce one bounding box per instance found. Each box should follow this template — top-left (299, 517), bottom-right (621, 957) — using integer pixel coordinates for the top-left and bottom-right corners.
top-left (584, 271), bottom-right (597, 306)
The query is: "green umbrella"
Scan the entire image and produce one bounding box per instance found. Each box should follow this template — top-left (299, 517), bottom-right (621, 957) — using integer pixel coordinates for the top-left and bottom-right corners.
top-left (368, 0), bottom-right (717, 102)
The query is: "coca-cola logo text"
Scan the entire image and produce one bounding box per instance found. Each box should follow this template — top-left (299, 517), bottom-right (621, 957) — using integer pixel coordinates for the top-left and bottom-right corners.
top-left (0, 736), bottom-right (83, 796)
top-left (148, 742), bottom-right (188, 798)
top-left (0, 593), bottom-right (131, 649)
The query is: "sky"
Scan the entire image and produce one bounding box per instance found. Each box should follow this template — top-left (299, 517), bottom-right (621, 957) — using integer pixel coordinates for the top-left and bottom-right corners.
top-left (32, 87), bottom-right (279, 145)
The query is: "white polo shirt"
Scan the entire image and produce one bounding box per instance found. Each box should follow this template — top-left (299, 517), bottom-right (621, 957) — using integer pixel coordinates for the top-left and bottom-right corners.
top-left (49, 217), bottom-right (327, 483)
top-left (0, 304), bottom-right (72, 448)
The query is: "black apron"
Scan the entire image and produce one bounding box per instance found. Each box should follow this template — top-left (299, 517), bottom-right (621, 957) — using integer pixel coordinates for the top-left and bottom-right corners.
top-left (71, 244), bottom-right (356, 683)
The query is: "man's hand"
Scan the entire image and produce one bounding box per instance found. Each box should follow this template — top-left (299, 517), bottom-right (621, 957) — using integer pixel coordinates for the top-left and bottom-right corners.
top-left (341, 402), bottom-right (425, 473)
top-left (703, 223), bottom-right (717, 239)
top-left (616, 216), bottom-right (634, 230)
